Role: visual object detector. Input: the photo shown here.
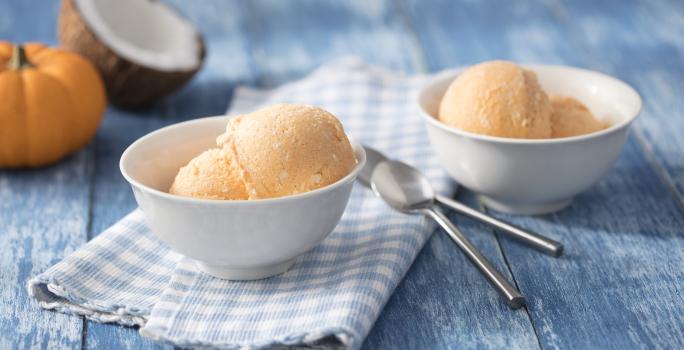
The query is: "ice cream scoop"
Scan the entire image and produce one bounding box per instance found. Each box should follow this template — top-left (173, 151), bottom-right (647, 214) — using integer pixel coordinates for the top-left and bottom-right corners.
top-left (551, 96), bottom-right (607, 138)
top-left (169, 148), bottom-right (247, 200)
top-left (169, 103), bottom-right (357, 200)
top-left (217, 104), bottom-right (357, 199)
top-left (421, 64), bottom-right (641, 214)
top-left (438, 60), bottom-right (553, 139)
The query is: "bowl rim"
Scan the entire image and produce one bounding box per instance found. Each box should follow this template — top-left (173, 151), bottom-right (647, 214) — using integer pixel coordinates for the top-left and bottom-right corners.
top-left (419, 63), bottom-right (643, 144)
top-left (119, 115), bottom-right (367, 205)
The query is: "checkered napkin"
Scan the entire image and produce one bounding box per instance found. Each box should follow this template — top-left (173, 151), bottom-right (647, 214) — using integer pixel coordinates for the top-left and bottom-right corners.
top-left (28, 58), bottom-right (454, 349)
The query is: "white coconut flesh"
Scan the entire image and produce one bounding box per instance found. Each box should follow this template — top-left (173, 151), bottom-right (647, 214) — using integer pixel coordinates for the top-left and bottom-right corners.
top-left (75, 0), bottom-right (201, 71)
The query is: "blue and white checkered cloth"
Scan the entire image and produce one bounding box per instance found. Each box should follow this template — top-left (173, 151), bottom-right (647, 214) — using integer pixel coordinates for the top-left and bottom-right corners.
top-left (28, 58), bottom-right (454, 349)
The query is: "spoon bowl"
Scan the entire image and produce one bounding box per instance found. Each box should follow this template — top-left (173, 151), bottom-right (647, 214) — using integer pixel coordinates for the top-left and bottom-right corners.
top-left (358, 146), bottom-right (388, 187)
top-left (370, 158), bottom-right (525, 309)
top-left (370, 160), bottom-right (435, 213)
top-left (362, 146), bottom-right (562, 256)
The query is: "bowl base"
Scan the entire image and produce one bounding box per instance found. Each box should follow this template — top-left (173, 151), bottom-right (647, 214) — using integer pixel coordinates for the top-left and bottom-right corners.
top-left (194, 258), bottom-right (296, 280)
top-left (479, 196), bottom-right (572, 215)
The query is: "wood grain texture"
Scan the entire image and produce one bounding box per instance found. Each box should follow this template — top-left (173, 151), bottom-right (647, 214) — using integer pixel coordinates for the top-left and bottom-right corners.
top-left (403, 0), bottom-right (684, 348)
top-left (3, 0), bottom-right (684, 349)
top-left (494, 137), bottom-right (684, 349)
top-left (556, 0), bottom-right (684, 208)
top-left (0, 1), bottom-right (86, 349)
top-left (241, 0), bottom-right (423, 86)
top-left (364, 192), bottom-right (540, 349)
top-left (0, 154), bottom-right (89, 349)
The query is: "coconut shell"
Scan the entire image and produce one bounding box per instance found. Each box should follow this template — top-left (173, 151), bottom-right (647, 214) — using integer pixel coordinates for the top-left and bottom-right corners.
top-left (58, 0), bottom-right (205, 109)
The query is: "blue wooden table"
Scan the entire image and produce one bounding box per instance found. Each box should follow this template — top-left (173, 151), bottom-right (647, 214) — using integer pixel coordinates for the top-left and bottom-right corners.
top-left (3, 0), bottom-right (684, 348)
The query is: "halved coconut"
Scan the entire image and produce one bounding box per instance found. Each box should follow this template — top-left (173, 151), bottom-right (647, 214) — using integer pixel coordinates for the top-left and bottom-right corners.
top-left (58, 0), bottom-right (205, 108)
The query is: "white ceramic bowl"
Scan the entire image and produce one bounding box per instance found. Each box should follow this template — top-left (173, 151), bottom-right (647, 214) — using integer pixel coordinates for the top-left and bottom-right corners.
top-left (419, 65), bottom-right (642, 215)
top-left (120, 116), bottom-right (366, 280)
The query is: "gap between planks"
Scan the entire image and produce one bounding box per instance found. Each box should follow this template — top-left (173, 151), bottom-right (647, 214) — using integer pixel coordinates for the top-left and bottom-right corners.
top-left (393, 0), bottom-right (544, 347)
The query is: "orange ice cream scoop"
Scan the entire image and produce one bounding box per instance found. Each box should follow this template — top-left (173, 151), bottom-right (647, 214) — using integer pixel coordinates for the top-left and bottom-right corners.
top-left (217, 103), bottom-right (357, 199)
top-left (550, 96), bottom-right (608, 138)
top-left (169, 148), bottom-right (248, 200)
top-left (438, 60), bottom-right (553, 139)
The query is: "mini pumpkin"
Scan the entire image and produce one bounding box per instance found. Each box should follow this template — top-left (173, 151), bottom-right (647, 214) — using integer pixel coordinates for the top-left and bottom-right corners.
top-left (0, 42), bottom-right (106, 168)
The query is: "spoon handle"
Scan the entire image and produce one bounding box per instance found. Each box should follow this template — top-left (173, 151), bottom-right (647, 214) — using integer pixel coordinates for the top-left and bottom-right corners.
top-left (424, 206), bottom-right (525, 309)
top-left (436, 194), bottom-right (563, 257)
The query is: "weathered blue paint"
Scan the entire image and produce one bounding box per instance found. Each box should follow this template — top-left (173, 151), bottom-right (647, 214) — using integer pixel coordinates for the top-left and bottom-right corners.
top-left (558, 0), bottom-right (684, 206)
top-left (365, 191), bottom-right (540, 349)
top-left (0, 1), bottom-right (85, 348)
top-left (403, 0), bottom-right (684, 348)
top-left (2, 0), bottom-right (683, 349)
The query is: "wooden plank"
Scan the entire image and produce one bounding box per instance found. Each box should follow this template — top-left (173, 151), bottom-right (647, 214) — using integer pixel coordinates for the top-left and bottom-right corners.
top-left (492, 138), bottom-right (684, 349)
top-left (403, 0), bottom-right (585, 67)
top-left (235, 0), bottom-right (539, 348)
top-left (0, 0), bottom-right (86, 349)
top-left (83, 1), bottom-right (256, 349)
top-left (555, 0), bottom-right (684, 207)
top-left (364, 192), bottom-right (540, 349)
top-left (242, 0), bottom-right (424, 86)
top-left (0, 155), bottom-right (90, 349)
top-left (404, 0), bottom-right (684, 348)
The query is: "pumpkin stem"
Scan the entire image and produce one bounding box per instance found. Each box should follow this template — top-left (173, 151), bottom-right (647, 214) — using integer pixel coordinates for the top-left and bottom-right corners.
top-left (8, 45), bottom-right (34, 70)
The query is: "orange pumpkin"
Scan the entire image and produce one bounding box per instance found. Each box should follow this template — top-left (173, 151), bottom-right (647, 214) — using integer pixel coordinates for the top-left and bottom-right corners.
top-left (0, 42), bottom-right (106, 168)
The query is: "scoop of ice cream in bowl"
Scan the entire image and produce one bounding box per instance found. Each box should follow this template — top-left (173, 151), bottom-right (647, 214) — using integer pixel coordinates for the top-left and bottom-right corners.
top-left (120, 104), bottom-right (365, 280)
top-left (420, 61), bottom-right (641, 215)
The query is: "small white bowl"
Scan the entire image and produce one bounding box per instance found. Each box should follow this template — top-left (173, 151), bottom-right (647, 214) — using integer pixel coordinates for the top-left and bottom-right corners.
top-left (419, 65), bottom-right (642, 215)
top-left (120, 116), bottom-right (366, 280)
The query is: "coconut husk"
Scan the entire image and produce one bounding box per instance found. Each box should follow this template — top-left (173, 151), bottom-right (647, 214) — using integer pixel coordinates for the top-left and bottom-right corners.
top-left (58, 0), bottom-right (205, 109)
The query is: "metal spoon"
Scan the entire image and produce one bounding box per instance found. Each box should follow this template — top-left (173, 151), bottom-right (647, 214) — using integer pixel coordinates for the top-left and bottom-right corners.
top-left (359, 146), bottom-right (563, 257)
top-left (371, 160), bottom-right (525, 309)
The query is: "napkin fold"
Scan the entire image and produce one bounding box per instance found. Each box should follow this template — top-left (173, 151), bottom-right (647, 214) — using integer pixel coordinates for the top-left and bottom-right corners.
top-left (28, 58), bottom-right (453, 349)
